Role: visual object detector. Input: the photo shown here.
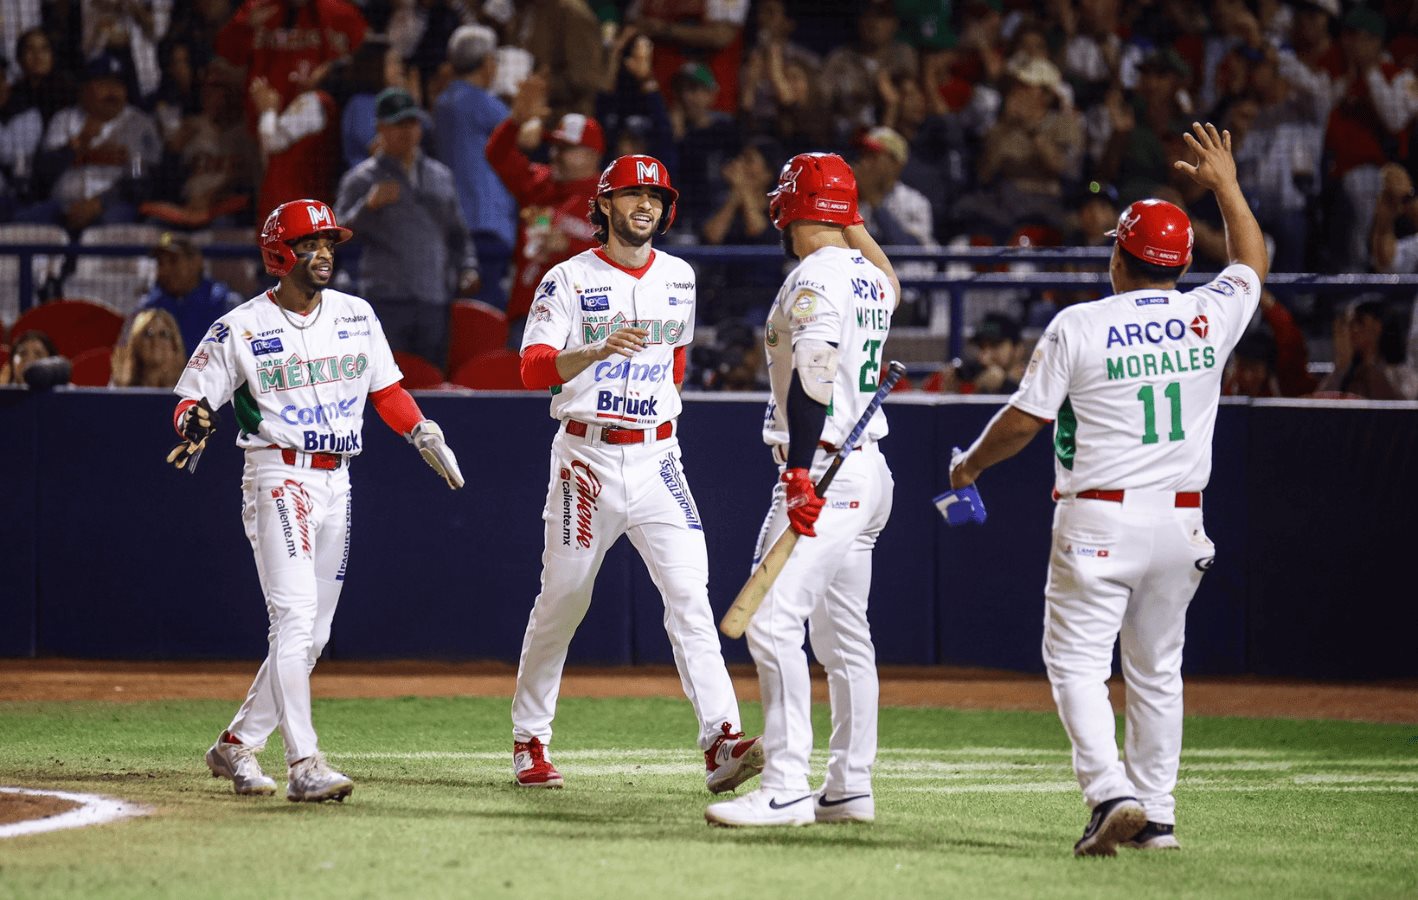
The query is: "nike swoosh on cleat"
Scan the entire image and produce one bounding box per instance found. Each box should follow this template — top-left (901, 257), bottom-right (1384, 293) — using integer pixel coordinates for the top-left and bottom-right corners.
top-left (817, 793), bottom-right (871, 807)
top-left (767, 795), bottom-right (813, 810)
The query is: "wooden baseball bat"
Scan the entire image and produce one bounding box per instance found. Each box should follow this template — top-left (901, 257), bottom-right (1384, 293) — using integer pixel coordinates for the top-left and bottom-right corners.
top-left (719, 361), bottom-right (906, 639)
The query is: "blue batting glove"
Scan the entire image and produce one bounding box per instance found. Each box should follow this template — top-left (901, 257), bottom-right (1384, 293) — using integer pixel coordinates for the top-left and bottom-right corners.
top-left (933, 484), bottom-right (987, 526)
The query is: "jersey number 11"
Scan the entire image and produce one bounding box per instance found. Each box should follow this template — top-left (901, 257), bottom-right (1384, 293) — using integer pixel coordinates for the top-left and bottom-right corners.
top-left (1136, 382), bottom-right (1186, 444)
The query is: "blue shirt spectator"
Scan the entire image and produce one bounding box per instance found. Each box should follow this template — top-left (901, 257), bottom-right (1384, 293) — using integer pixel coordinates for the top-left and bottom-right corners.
top-left (138, 233), bottom-right (239, 354)
top-left (342, 92), bottom-right (378, 169)
top-left (432, 25), bottom-right (516, 309)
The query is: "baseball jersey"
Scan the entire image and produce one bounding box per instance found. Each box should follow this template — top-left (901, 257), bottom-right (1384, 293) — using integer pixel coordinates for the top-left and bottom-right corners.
top-left (762, 246), bottom-right (897, 448)
top-left (175, 288), bottom-right (402, 456)
top-left (1010, 263), bottom-right (1262, 494)
top-left (522, 248), bottom-right (695, 427)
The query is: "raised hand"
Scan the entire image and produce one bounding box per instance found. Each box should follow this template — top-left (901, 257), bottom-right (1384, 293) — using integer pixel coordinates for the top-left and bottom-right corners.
top-left (1173, 121), bottom-right (1238, 193)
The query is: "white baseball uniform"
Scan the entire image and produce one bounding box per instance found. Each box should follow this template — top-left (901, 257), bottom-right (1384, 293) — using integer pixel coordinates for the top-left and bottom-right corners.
top-left (748, 245), bottom-right (897, 796)
top-left (514, 247), bottom-right (746, 751)
top-left (1009, 263), bottom-right (1262, 824)
top-left (175, 288), bottom-right (402, 763)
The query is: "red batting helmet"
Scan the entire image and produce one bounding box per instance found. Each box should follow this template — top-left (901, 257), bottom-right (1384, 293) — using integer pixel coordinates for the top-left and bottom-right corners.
top-left (596, 154), bottom-right (678, 233)
top-left (259, 199), bottom-right (354, 276)
top-left (1106, 199), bottom-right (1193, 268)
top-left (767, 153), bottom-right (858, 230)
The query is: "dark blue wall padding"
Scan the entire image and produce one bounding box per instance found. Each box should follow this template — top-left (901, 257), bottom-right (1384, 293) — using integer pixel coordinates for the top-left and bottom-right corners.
top-left (2, 388), bottom-right (1413, 679)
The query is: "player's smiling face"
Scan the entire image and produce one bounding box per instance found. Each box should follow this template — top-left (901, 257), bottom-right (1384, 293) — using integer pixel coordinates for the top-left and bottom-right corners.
top-left (290, 234), bottom-right (337, 287)
top-left (604, 187), bottom-right (663, 248)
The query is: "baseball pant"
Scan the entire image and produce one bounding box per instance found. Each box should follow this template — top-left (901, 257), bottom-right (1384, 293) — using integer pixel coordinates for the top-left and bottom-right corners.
top-left (746, 442), bottom-right (894, 795)
top-left (513, 428), bottom-right (741, 751)
top-left (226, 450), bottom-right (352, 764)
top-left (1042, 491), bottom-right (1213, 825)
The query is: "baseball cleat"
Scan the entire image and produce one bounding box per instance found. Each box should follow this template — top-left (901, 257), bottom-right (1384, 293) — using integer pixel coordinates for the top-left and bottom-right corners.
top-left (285, 753), bottom-right (354, 803)
top-left (513, 737), bottom-right (563, 788)
top-left (704, 722), bottom-right (765, 794)
top-left (1122, 821), bottom-right (1181, 850)
top-left (705, 788), bottom-right (815, 827)
top-left (814, 790), bottom-right (874, 824)
top-left (1073, 796), bottom-right (1147, 857)
top-left (205, 732), bottom-right (276, 796)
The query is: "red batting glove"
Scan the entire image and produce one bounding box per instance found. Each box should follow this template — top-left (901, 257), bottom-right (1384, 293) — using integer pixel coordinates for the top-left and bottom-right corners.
top-left (782, 468), bottom-right (826, 537)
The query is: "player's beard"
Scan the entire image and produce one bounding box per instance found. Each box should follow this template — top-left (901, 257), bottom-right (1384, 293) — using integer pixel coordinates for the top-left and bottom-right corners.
top-left (609, 206), bottom-right (657, 248)
top-left (293, 253), bottom-right (332, 292)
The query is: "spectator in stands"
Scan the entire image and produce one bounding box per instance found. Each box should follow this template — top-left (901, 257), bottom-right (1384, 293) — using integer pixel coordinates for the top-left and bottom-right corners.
top-left (2, 29), bottom-right (78, 127)
top-left (1059, 0), bottom-right (1125, 110)
top-left (393, 0), bottom-right (476, 99)
top-left (739, 0), bottom-right (819, 126)
top-left (214, 0), bottom-right (366, 126)
top-left (1100, 48), bottom-right (1193, 205)
top-left (110, 307), bottom-right (186, 388)
top-left (250, 62), bottom-right (340, 221)
top-left (165, 0), bottom-right (232, 71)
top-left (961, 57), bottom-right (1082, 239)
top-left (82, 0), bottom-right (170, 107)
top-left (0, 330), bottom-right (65, 387)
top-left (138, 232), bottom-right (240, 354)
top-left (687, 317), bottom-right (765, 391)
top-left (1325, 7), bottom-right (1418, 272)
top-left (597, 27), bottom-right (677, 175)
top-left (153, 38), bottom-right (204, 142)
top-left (631, 0), bottom-right (749, 117)
top-left (1372, 162), bottom-right (1418, 275)
top-left (336, 86), bottom-right (478, 369)
top-left (968, 311), bottom-right (1026, 395)
top-left (339, 36), bottom-right (399, 170)
top-left (669, 62), bottom-right (737, 234)
top-left (1222, 291), bottom-right (1319, 397)
top-left (855, 126), bottom-right (936, 247)
top-left (696, 135), bottom-right (781, 322)
top-left (433, 24), bottom-right (516, 310)
top-left (29, 53), bottom-right (161, 231)
top-left (880, 68), bottom-right (968, 242)
top-left (1319, 299), bottom-right (1404, 399)
top-left (821, 0), bottom-right (918, 143)
top-left (490, 0), bottom-right (603, 118)
top-left (486, 72), bottom-right (602, 331)
top-left (143, 68), bottom-right (257, 229)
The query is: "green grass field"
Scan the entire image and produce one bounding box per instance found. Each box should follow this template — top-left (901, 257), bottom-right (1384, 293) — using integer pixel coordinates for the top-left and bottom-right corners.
top-left (1, 697), bottom-right (1415, 899)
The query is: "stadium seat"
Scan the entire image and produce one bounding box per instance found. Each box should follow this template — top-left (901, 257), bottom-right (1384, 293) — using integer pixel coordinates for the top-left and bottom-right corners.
top-left (64, 223), bottom-right (163, 316)
top-left (0, 224), bottom-right (70, 328)
top-left (448, 300), bottom-right (509, 376)
top-left (450, 348), bottom-right (529, 390)
top-left (10, 300), bottom-right (125, 359)
top-left (393, 350), bottom-right (446, 389)
top-left (69, 346), bottom-right (113, 386)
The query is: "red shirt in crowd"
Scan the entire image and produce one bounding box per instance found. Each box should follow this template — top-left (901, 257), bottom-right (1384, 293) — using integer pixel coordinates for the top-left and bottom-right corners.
top-left (485, 119), bottom-right (601, 321)
top-left (216, 0), bottom-right (367, 120)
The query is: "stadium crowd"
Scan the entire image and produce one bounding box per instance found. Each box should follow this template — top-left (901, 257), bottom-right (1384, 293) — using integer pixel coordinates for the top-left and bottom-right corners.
top-left (0, 0), bottom-right (1415, 398)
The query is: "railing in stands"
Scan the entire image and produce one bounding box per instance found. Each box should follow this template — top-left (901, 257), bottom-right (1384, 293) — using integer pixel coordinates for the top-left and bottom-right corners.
top-left (5, 243), bottom-right (1416, 359)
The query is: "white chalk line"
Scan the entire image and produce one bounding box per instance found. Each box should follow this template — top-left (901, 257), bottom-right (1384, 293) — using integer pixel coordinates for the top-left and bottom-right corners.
top-left (0, 787), bottom-right (149, 839)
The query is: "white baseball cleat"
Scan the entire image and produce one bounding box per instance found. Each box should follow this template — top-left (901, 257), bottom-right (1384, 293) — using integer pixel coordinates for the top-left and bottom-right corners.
top-left (704, 723), bottom-right (765, 794)
top-left (814, 790), bottom-right (874, 824)
top-left (205, 732), bottom-right (276, 796)
top-left (705, 788), bottom-right (815, 827)
top-left (286, 753), bottom-right (354, 803)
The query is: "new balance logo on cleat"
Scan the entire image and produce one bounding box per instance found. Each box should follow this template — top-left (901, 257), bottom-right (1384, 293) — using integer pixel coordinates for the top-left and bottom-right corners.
top-left (704, 722), bottom-right (765, 794)
top-left (514, 737), bottom-right (563, 788)
top-left (1074, 797), bottom-right (1147, 857)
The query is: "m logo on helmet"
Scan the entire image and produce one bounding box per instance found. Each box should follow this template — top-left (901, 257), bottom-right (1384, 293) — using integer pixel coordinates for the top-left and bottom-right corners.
top-left (636, 160), bottom-right (660, 183)
top-left (307, 205), bottom-right (332, 228)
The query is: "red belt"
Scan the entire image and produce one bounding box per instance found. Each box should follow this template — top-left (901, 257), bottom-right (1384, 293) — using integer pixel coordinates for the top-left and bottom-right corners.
top-left (280, 448), bottom-right (342, 470)
top-left (1054, 488), bottom-right (1201, 508)
top-left (566, 420), bottom-right (674, 445)
top-left (772, 440), bottom-right (842, 465)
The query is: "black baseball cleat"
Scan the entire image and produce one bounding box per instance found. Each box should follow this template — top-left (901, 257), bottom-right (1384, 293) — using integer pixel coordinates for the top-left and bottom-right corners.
top-left (1073, 796), bottom-right (1147, 857)
top-left (1122, 821), bottom-right (1181, 850)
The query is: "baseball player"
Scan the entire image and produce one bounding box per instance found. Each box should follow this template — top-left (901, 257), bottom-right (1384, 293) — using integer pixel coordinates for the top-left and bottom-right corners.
top-left (945, 123), bottom-right (1268, 854)
top-left (172, 199), bottom-right (464, 802)
top-left (512, 154), bottom-right (763, 793)
top-left (705, 153), bottom-right (901, 828)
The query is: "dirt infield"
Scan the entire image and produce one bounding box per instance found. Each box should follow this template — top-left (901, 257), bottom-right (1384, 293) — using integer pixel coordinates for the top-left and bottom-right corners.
top-left (0, 793), bottom-right (78, 827)
top-left (1, 660), bottom-right (1414, 723)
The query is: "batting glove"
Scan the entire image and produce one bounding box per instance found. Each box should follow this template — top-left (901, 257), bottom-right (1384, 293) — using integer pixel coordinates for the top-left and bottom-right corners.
top-left (782, 468), bottom-right (825, 537)
top-left (934, 485), bottom-right (987, 527)
top-left (166, 398), bottom-right (218, 473)
top-left (408, 419), bottom-right (464, 489)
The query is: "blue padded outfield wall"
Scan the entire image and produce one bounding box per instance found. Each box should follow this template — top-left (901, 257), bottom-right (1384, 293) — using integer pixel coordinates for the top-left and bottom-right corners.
top-left (3, 388), bottom-right (1415, 679)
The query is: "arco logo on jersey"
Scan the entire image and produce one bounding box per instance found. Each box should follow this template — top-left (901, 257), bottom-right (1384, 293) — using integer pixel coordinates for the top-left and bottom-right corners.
top-left (1105, 319), bottom-right (1209, 348)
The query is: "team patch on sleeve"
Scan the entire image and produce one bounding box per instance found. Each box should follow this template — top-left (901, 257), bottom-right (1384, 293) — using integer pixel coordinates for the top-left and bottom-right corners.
top-left (531, 302), bottom-right (553, 323)
top-left (790, 288), bottom-right (821, 320)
